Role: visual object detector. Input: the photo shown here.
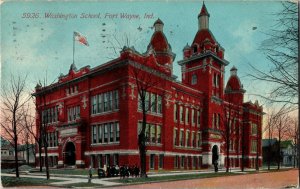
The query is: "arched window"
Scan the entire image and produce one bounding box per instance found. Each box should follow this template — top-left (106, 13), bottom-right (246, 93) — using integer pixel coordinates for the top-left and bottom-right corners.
top-left (191, 74), bottom-right (197, 85)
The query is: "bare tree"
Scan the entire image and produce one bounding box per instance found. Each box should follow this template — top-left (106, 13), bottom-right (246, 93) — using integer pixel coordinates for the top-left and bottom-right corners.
top-left (129, 61), bottom-right (165, 178)
top-left (35, 81), bottom-right (51, 180)
top-left (249, 1), bottom-right (298, 107)
top-left (20, 103), bottom-right (38, 166)
top-left (286, 117), bottom-right (299, 168)
top-left (264, 110), bottom-right (276, 170)
top-left (219, 101), bottom-right (241, 173)
top-left (1, 75), bottom-right (30, 177)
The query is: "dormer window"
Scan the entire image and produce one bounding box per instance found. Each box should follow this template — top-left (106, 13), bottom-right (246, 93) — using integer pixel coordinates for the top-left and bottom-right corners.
top-left (193, 46), bottom-right (198, 53)
top-left (191, 74), bottom-right (197, 85)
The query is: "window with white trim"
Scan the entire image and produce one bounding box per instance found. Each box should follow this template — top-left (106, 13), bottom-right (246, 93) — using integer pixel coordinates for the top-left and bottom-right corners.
top-left (91, 90), bottom-right (119, 115)
top-left (91, 122), bottom-right (120, 144)
top-left (180, 106), bottom-right (184, 123)
top-left (191, 74), bottom-right (197, 85)
top-left (174, 104), bottom-right (178, 122)
top-left (185, 108), bottom-right (189, 124)
top-left (67, 106), bottom-right (80, 122)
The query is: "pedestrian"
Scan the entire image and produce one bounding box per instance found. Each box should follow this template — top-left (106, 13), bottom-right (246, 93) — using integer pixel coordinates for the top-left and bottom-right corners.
top-left (88, 166), bottom-right (93, 183)
top-left (214, 160), bottom-right (218, 172)
top-left (134, 165), bottom-right (140, 177)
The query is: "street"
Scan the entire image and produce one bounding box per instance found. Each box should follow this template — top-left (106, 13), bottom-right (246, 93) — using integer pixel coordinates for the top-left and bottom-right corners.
top-left (110, 169), bottom-right (298, 189)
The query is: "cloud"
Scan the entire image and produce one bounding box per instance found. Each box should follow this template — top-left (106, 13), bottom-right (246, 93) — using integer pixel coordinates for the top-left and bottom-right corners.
top-left (231, 20), bottom-right (258, 54)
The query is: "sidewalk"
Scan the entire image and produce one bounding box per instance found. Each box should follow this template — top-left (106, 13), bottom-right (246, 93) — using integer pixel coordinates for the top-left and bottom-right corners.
top-left (2, 167), bottom-right (294, 187)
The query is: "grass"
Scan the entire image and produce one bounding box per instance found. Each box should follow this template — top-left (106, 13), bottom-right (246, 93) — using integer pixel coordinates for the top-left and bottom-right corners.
top-left (1, 176), bottom-right (59, 187)
top-left (63, 182), bottom-right (103, 188)
top-left (117, 172), bottom-right (236, 184)
top-left (30, 168), bottom-right (89, 176)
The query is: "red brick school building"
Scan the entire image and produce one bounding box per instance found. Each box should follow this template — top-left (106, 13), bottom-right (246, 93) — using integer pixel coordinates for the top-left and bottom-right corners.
top-left (34, 3), bottom-right (263, 171)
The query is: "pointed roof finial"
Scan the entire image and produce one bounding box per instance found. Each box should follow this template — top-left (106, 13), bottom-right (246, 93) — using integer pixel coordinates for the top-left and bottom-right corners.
top-left (153, 18), bottom-right (164, 32)
top-left (199, 1), bottom-right (210, 17)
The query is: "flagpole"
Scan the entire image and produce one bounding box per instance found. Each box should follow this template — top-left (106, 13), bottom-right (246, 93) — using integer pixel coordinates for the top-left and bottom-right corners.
top-left (73, 32), bottom-right (75, 64)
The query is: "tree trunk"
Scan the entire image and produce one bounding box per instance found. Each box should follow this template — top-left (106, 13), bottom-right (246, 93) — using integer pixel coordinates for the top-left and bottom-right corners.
top-left (241, 125), bottom-right (245, 172)
top-left (277, 139), bottom-right (281, 170)
top-left (43, 135), bottom-right (50, 180)
top-left (138, 103), bottom-right (148, 178)
top-left (38, 139), bottom-right (42, 172)
top-left (267, 142), bottom-right (271, 170)
top-left (12, 114), bottom-right (20, 178)
top-left (226, 133), bottom-right (230, 173)
top-left (138, 133), bottom-right (147, 178)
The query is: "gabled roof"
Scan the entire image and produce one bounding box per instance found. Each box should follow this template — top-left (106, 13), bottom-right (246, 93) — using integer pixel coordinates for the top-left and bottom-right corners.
top-left (262, 138), bottom-right (277, 147)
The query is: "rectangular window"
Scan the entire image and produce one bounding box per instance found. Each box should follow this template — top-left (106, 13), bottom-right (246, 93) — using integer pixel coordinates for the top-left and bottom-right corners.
top-left (157, 125), bottom-right (161, 144)
top-left (145, 92), bottom-right (150, 111)
top-left (181, 156), bottom-right (185, 168)
top-left (151, 124), bottom-right (156, 143)
top-left (193, 156), bottom-right (197, 168)
top-left (98, 155), bottom-right (103, 168)
top-left (67, 106), bottom-right (80, 122)
top-left (98, 125), bottom-right (102, 143)
top-left (113, 154), bottom-right (119, 166)
top-left (174, 156), bottom-right (179, 168)
top-left (174, 104), bottom-right (178, 122)
top-left (97, 94), bottom-right (103, 113)
top-left (113, 90), bottom-right (119, 109)
top-left (197, 110), bottom-right (201, 127)
top-left (180, 130), bottom-right (184, 146)
top-left (92, 96), bottom-right (97, 114)
top-left (104, 124), bottom-right (108, 143)
top-left (92, 126), bottom-right (97, 143)
top-left (110, 123), bottom-right (114, 142)
top-left (180, 106), bottom-right (183, 122)
top-left (151, 93), bottom-right (156, 112)
top-left (185, 108), bottom-right (189, 124)
top-left (105, 154), bottom-right (110, 166)
top-left (150, 154), bottom-right (155, 169)
top-left (185, 130), bottom-right (189, 147)
top-left (251, 140), bottom-right (257, 152)
top-left (108, 91), bottom-right (113, 111)
top-left (174, 128), bottom-right (178, 146)
top-left (192, 131), bottom-right (195, 147)
top-left (192, 109), bottom-right (195, 125)
top-left (104, 93), bottom-right (108, 112)
top-left (159, 154), bottom-right (164, 169)
top-left (115, 122), bottom-right (120, 142)
top-left (252, 124), bottom-right (257, 135)
top-left (197, 132), bottom-right (201, 147)
top-left (157, 95), bottom-right (162, 114)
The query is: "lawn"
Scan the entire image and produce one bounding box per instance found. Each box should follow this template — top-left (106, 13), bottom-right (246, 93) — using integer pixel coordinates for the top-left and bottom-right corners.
top-left (30, 168), bottom-right (89, 176)
top-left (1, 176), bottom-right (59, 187)
top-left (117, 172), bottom-right (236, 184)
top-left (63, 182), bottom-right (103, 188)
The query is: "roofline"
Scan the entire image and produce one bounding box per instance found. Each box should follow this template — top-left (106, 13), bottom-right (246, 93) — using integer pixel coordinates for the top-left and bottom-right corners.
top-left (178, 51), bottom-right (229, 66)
top-left (33, 58), bottom-right (126, 96)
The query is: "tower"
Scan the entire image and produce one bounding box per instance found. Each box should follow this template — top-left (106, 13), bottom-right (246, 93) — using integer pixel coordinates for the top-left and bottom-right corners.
top-left (178, 2), bottom-right (229, 168)
top-left (225, 66), bottom-right (245, 105)
top-left (146, 18), bottom-right (176, 76)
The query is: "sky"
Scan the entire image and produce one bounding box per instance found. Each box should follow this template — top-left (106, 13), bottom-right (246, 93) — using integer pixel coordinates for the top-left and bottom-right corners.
top-left (1, 0), bottom-right (284, 106)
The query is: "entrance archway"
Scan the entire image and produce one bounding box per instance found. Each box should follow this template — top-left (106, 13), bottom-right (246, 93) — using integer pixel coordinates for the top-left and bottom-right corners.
top-left (64, 142), bottom-right (76, 166)
top-left (212, 145), bottom-right (219, 165)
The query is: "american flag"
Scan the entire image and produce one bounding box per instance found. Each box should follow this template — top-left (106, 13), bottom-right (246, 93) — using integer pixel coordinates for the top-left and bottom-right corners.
top-left (74, 31), bottom-right (89, 46)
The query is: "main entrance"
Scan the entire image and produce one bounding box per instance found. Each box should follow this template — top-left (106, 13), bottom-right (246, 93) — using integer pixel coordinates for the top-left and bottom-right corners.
top-left (212, 145), bottom-right (219, 165)
top-left (64, 142), bottom-right (76, 166)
